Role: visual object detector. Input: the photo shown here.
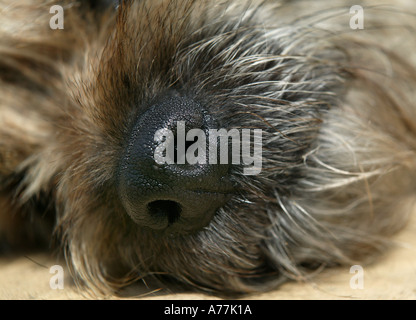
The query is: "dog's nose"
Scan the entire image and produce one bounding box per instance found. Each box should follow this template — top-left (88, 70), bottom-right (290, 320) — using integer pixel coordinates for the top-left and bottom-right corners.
top-left (117, 91), bottom-right (233, 234)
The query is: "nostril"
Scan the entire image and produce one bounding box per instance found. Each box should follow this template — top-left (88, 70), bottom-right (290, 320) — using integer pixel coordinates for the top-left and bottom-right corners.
top-left (147, 200), bottom-right (182, 225)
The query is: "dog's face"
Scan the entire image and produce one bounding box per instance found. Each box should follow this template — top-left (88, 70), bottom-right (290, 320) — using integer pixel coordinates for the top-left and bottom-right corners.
top-left (1, 0), bottom-right (415, 296)
top-left (56, 0), bottom-right (347, 294)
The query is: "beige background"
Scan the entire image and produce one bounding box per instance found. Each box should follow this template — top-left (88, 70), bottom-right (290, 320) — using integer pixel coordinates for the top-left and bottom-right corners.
top-left (0, 215), bottom-right (415, 300)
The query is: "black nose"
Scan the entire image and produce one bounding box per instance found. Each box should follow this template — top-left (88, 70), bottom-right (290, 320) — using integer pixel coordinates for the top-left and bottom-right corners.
top-left (117, 91), bottom-right (233, 234)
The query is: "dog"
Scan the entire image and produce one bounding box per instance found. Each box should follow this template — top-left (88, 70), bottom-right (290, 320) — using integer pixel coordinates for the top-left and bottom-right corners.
top-left (1, 0), bottom-right (415, 297)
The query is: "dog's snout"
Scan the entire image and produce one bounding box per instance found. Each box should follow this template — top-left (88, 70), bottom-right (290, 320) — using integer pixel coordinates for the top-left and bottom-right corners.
top-left (117, 91), bottom-right (233, 234)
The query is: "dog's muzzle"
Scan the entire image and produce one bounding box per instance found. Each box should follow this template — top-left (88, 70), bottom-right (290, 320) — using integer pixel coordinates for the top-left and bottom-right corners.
top-left (117, 91), bottom-right (234, 234)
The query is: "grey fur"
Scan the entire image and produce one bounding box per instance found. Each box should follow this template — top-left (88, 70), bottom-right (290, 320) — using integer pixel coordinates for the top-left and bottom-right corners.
top-left (0, 0), bottom-right (415, 296)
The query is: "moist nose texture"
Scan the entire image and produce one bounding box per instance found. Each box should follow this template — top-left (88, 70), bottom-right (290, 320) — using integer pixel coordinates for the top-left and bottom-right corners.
top-left (117, 91), bottom-right (234, 234)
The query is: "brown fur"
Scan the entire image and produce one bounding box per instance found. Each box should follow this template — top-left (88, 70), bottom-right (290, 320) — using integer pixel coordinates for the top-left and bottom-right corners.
top-left (1, 0), bottom-right (416, 296)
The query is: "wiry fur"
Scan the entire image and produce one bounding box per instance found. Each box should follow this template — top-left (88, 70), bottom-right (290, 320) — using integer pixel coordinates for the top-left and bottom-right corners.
top-left (1, 0), bottom-right (416, 296)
